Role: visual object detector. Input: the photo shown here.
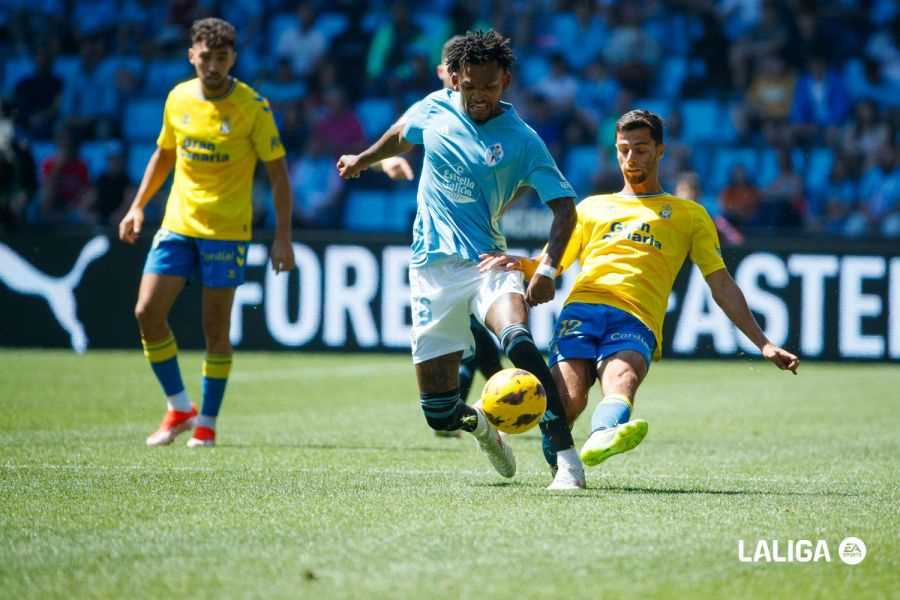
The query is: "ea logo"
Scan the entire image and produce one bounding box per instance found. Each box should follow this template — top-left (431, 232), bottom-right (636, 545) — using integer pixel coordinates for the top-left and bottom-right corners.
top-left (838, 537), bottom-right (866, 565)
top-left (485, 143), bottom-right (504, 166)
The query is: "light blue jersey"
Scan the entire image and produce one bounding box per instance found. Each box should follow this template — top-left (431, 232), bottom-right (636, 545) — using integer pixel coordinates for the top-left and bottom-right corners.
top-left (402, 89), bottom-right (574, 267)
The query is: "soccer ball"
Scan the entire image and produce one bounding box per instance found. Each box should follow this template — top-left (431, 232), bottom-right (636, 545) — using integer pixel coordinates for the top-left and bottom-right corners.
top-left (479, 368), bottom-right (546, 434)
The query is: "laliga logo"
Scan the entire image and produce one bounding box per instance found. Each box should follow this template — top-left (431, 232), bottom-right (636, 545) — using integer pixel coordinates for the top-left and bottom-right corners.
top-left (738, 537), bottom-right (867, 564)
top-left (0, 236), bottom-right (109, 353)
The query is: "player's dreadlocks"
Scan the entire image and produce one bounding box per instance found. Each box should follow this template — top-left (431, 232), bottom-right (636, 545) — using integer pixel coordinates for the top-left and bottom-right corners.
top-left (190, 17), bottom-right (236, 49)
top-left (444, 30), bottom-right (515, 74)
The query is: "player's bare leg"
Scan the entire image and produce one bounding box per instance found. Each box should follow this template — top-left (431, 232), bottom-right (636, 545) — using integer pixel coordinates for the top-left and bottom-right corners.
top-left (188, 287), bottom-right (237, 448)
top-left (136, 274), bottom-right (197, 446)
top-left (416, 352), bottom-right (515, 478)
top-left (485, 293), bottom-right (583, 489)
top-left (581, 351), bottom-right (650, 467)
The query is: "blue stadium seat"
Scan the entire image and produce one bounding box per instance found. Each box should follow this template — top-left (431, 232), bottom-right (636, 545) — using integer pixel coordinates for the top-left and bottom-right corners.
top-left (383, 190), bottom-right (418, 232)
top-left (127, 143), bottom-right (155, 183)
top-left (52, 55), bottom-right (81, 88)
top-left (806, 147), bottom-right (834, 194)
top-left (142, 59), bottom-right (192, 96)
top-left (634, 98), bottom-right (671, 120)
top-left (343, 191), bottom-right (389, 231)
top-left (681, 100), bottom-right (720, 143)
top-left (655, 56), bottom-right (687, 100)
top-left (356, 98), bottom-right (396, 140)
top-left (122, 99), bottom-right (163, 142)
top-left (564, 145), bottom-right (601, 197)
top-left (711, 147), bottom-right (757, 191)
top-left (519, 56), bottom-right (549, 88)
top-left (317, 12), bottom-right (349, 41)
top-left (80, 140), bottom-right (122, 179)
top-left (30, 141), bottom-right (57, 178)
top-left (2, 56), bottom-right (34, 95)
top-left (268, 12), bottom-right (295, 44)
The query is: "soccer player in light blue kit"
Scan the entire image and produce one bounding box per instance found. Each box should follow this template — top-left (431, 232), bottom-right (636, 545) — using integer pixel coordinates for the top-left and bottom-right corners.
top-left (338, 30), bottom-right (586, 489)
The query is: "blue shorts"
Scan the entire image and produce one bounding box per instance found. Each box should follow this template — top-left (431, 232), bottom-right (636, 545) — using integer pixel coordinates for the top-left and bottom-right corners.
top-left (143, 229), bottom-right (247, 288)
top-left (549, 303), bottom-right (657, 369)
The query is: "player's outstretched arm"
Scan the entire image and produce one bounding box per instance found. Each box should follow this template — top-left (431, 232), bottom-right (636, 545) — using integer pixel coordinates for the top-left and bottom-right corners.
top-left (337, 121), bottom-right (414, 180)
top-left (118, 147), bottom-right (176, 244)
top-left (706, 269), bottom-right (800, 374)
top-left (525, 197), bottom-right (577, 306)
top-left (371, 156), bottom-right (414, 181)
top-left (264, 157), bottom-right (296, 274)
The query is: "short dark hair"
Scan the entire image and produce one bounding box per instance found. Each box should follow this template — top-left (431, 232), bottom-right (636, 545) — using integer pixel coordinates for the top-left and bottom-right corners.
top-left (441, 35), bottom-right (465, 64)
top-left (190, 18), bottom-right (236, 49)
top-left (445, 30), bottom-right (515, 74)
top-left (616, 110), bottom-right (664, 145)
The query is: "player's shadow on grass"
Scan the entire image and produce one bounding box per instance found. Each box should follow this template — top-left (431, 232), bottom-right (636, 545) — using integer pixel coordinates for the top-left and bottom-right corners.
top-left (222, 442), bottom-right (465, 453)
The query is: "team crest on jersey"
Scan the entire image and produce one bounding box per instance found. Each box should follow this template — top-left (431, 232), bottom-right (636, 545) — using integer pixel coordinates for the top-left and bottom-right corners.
top-left (219, 118), bottom-right (231, 134)
top-left (484, 143), bottom-right (504, 166)
top-left (659, 204), bottom-right (673, 219)
top-left (181, 114), bottom-right (190, 125)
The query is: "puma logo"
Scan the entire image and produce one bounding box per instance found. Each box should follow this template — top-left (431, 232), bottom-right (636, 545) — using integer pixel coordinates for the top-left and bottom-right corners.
top-left (0, 236), bottom-right (110, 353)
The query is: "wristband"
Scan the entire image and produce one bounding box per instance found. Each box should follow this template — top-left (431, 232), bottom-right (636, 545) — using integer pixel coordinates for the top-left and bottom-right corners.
top-left (535, 262), bottom-right (557, 279)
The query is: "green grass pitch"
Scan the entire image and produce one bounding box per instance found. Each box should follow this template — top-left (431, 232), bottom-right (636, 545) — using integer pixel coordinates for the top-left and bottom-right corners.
top-left (1, 350), bottom-right (898, 599)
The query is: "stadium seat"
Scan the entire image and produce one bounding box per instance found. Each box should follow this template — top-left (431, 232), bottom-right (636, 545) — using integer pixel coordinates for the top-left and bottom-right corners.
top-left (564, 145), bottom-right (601, 197)
top-left (343, 191), bottom-right (389, 231)
top-left (383, 190), bottom-right (418, 232)
top-left (681, 100), bottom-right (720, 143)
top-left (317, 12), bottom-right (349, 41)
top-left (52, 55), bottom-right (81, 88)
top-left (1, 56), bottom-right (34, 95)
top-left (268, 13), bottom-right (295, 44)
top-left (127, 143), bottom-right (156, 183)
top-left (356, 98), bottom-right (396, 141)
top-left (806, 147), bottom-right (834, 194)
top-left (122, 99), bottom-right (163, 142)
top-left (142, 59), bottom-right (192, 96)
top-left (655, 56), bottom-right (687, 100)
top-left (80, 140), bottom-right (122, 179)
top-left (711, 147), bottom-right (757, 191)
top-left (519, 55), bottom-right (550, 88)
top-left (634, 98), bottom-right (670, 120)
top-left (30, 141), bottom-right (57, 178)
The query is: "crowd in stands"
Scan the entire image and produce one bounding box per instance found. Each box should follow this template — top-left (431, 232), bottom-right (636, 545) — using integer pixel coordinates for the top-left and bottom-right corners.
top-left (1, 0), bottom-right (899, 240)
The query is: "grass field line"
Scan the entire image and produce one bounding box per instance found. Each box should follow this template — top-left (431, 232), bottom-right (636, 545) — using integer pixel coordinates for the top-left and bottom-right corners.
top-left (0, 461), bottom-right (888, 487)
top-left (229, 361), bottom-right (412, 381)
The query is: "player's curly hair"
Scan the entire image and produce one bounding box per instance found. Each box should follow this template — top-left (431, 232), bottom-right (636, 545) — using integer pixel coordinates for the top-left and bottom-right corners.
top-left (616, 110), bottom-right (665, 144)
top-left (444, 30), bottom-right (515, 73)
top-left (190, 17), bottom-right (236, 49)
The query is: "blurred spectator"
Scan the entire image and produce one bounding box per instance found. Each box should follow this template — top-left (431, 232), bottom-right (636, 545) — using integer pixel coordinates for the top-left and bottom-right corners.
top-left (13, 48), bottom-right (64, 139)
top-left (61, 38), bottom-right (119, 140)
top-left (524, 93), bottom-right (564, 159)
top-left (38, 129), bottom-right (93, 224)
top-left (366, 3), bottom-right (423, 83)
top-left (719, 165), bottom-right (760, 229)
top-left (677, 170), bottom-right (744, 245)
top-left (289, 138), bottom-right (344, 228)
top-left (575, 61), bottom-right (620, 129)
top-left (602, 3), bottom-right (660, 96)
top-left (860, 143), bottom-right (900, 236)
top-left (275, 3), bottom-right (326, 78)
top-left (728, 3), bottom-right (789, 88)
top-left (0, 104), bottom-right (35, 229)
top-left (757, 150), bottom-right (805, 230)
top-left (746, 54), bottom-right (796, 146)
top-left (841, 101), bottom-right (890, 168)
top-left (312, 89), bottom-right (365, 155)
top-left (818, 156), bottom-right (866, 236)
top-left (256, 57), bottom-right (306, 110)
top-left (88, 149), bottom-right (132, 225)
top-left (790, 56), bottom-right (851, 145)
top-left (536, 54), bottom-right (578, 111)
top-left (550, 1), bottom-right (607, 72)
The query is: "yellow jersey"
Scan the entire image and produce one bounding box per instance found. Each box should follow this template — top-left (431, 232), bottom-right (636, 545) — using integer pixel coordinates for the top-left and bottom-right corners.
top-left (156, 78), bottom-right (285, 241)
top-left (528, 192), bottom-right (726, 360)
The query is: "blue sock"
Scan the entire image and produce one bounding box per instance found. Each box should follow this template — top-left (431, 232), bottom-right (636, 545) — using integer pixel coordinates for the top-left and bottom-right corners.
top-left (142, 334), bottom-right (190, 411)
top-left (201, 354), bottom-right (232, 428)
top-left (151, 357), bottom-right (184, 397)
top-left (591, 395), bottom-right (632, 433)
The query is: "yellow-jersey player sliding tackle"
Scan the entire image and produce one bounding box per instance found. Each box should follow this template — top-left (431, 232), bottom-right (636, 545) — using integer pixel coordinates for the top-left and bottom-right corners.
top-left (480, 110), bottom-right (800, 489)
top-left (118, 18), bottom-right (295, 448)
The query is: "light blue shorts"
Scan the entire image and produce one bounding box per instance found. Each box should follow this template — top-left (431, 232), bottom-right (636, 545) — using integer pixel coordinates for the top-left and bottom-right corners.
top-left (144, 229), bottom-right (247, 288)
top-left (549, 303), bottom-right (656, 368)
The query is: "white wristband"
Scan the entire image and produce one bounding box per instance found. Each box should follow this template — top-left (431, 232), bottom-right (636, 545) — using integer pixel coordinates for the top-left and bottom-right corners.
top-left (535, 262), bottom-right (557, 279)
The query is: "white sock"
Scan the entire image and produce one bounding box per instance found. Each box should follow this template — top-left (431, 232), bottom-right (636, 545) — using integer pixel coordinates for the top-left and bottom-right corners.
top-left (197, 415), bottom-right (217, 430)
top-left (556, 448), bottom-right (583, 472)
top-left (166, 390), bottom-right (191, 412)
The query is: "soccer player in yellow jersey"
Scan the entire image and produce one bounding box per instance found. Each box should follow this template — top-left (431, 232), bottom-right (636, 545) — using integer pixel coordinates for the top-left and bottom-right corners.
top-left (481, 110), bottom-right (799, 488)
top-left (118, 18), bottom-right (295, 448)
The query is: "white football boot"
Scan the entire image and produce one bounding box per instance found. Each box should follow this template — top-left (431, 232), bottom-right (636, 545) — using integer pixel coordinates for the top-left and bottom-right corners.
top-left (470, 407), bottom-right (516, 478)
top-left (546, 449), bottom-right (586, 490)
